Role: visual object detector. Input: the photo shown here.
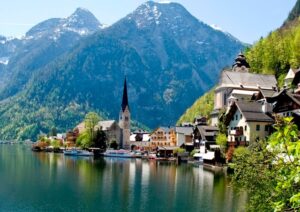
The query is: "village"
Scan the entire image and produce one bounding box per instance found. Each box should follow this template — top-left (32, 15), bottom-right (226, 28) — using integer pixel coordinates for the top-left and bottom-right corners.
top-left (31, 53), bottom-right (300, 167)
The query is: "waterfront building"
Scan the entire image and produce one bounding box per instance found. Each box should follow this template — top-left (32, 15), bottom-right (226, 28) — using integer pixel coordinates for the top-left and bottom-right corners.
top-left (193, 125), bottom-right (218, 149)
top-left (175, 126), bottom-right (193, 147)
top-left (65, 128), bottom-right (79, 147)
top-left (130, 130), bottom-right (150, 150)
top-left (150, 127), bottom-right (176, 149)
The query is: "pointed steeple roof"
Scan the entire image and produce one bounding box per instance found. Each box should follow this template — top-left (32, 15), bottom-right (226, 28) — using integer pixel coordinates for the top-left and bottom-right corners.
top-left (121, 77), bottom-right (129, 112)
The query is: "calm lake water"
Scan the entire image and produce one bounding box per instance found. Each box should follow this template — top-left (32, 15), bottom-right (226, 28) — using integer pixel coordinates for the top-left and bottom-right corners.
top-left (0, 145), bottom-right (245, 212)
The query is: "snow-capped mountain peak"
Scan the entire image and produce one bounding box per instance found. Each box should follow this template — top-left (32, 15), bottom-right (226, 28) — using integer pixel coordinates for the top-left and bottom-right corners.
top-left (26, 8), bottom-right (102, 40)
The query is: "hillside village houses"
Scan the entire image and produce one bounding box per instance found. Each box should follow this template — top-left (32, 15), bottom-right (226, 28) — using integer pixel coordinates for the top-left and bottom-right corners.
top-left (211, 53), bottom-right (300, 150)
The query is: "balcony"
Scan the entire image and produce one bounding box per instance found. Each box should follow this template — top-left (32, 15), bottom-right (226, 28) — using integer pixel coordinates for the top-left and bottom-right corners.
top-left (229, 129), bottom-right (243, 136)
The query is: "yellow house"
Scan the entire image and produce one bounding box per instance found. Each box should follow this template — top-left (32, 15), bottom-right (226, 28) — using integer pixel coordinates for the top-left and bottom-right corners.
top-left (150, 127), bottom-right (176, 149)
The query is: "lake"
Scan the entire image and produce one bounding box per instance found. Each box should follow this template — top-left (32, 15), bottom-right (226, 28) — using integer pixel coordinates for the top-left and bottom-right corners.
top-left (0, 145), bottom-right (245, 211)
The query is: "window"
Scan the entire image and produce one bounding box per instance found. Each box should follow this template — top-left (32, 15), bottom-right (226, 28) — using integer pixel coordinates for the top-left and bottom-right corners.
top-left (240, 114), bottom-right (243, 119)
top-left (256, 125), bottom-right (260, 131)
top-left (265, 125), bottom-right (269, 132)
top-left (244, 125), bottom-right (247, 131)
top-left (236, 115), bottom-right (238, 120)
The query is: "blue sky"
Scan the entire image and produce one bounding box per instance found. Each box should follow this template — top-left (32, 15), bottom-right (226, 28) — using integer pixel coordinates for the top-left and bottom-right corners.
top-left (0, 0), bottom-right (296, 44)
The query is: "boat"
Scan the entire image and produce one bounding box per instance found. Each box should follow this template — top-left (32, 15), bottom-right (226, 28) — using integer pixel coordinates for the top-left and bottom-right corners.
top-left (63, 149), bottom-right (93, 156)
top-left (102, 149), bottom-right (135, 158)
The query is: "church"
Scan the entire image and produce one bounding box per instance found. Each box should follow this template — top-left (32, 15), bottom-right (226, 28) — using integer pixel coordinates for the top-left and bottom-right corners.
top-left (95, 78), bottom-right (131, 149)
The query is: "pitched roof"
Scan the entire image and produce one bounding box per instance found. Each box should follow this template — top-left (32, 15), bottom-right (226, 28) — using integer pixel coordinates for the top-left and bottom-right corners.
top-left (175, 127), bottom-right (193, 135)
top-left (268, 89), bottom-right (300, 106)
top-left (259, 88), bottom-right (278, 98)
top-left (236, 101), bottom-right (273, 122)
top-left (195, 126), bottom-right (218, 138)
top-left (218, 71), bottom-right (277, 90)
top-left (121, 77), bottom-right (129, 112)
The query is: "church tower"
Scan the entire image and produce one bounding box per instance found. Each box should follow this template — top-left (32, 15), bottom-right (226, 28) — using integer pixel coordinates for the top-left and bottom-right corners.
top-left (119, 77), bottom-right (131, 149)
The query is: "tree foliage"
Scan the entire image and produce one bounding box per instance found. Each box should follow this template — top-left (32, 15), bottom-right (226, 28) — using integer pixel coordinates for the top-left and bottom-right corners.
top-left (230, 117), bottom-right (300, 211)
top-left (216, 133), bottom-right (227, 156)
top-left (246, 19), bottom-right (300, 86)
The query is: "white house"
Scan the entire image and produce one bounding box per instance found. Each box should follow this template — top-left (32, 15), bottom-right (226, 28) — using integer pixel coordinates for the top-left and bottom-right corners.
top-left (224, 101), bottom-right (274, 147)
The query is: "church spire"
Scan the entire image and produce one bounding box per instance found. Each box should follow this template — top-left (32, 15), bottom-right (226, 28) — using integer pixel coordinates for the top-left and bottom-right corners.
top-left (121, 77), bottom-right (129, 112)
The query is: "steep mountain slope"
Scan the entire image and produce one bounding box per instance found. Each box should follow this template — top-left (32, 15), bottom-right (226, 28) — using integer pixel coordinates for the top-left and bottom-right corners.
top-left (0, 8), bottom-right (102, 98)
top-left (0, 2), bottom-right (244, 140)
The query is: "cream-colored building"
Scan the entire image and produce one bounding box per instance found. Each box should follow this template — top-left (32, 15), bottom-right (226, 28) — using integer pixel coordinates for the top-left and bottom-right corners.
top-left (224, 101), bottom-right (273, 147)
top-left (210, 54), bottom-right (277, 126)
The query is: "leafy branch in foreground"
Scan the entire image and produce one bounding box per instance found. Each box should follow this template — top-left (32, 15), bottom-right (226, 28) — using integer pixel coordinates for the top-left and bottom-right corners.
top-left (230, 117), bottom-right (300, 211)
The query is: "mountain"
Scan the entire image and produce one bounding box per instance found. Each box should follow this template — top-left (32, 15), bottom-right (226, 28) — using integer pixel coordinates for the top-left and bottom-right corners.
top-left (285, 0), bottom-right (300, 24)
top-left (0, 8), bottom-right (102, 99)
top-left (0, 2), bottom-right (245, 140)
top-left (178, 0), bottom-right (300, 124)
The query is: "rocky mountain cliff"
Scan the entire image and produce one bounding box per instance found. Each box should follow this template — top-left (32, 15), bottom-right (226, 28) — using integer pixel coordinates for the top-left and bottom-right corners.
top-left (0, 8), bottom-right (102, 98)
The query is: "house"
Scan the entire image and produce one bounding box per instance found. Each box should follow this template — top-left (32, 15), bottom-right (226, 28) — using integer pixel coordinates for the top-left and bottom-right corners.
top-left (193, 126), bottom-right (218, 149)
top-left (210, 54), bottom-right (277, 126)
top-left (130, 130), bottom-right (150, 150)
top-left (175, 126), bottom-right (193, 147)
top-left (95, 120), bottom-right (121, 146)
top-left (224, 100), bottom-right (273, 147)
top-left (65, 128), bottom-right (79, 147)
top-left (150, 127), bottom-right (176, 149)
top-left (267, 89), bottom-right (300, 128)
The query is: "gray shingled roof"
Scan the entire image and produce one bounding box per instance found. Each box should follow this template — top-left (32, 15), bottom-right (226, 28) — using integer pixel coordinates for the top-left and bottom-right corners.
top-left (260, 89), bottom-right (278, 98)
top-left (236, 101), bottom-right (273, 122)
top-left (219, 71), bottom-right (277, 89)
top-left (195, 126), bottom-right (218, 137)
top-left (175, 127), bottom-right (193, 135)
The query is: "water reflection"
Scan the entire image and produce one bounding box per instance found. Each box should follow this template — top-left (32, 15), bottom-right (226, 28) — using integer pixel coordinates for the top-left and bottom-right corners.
top-left (0, 145), bottom-right (245, 211)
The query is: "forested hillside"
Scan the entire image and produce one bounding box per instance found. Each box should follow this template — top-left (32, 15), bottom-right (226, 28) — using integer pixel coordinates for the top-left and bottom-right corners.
top-left (177, 89), bottom-right (214, 125)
